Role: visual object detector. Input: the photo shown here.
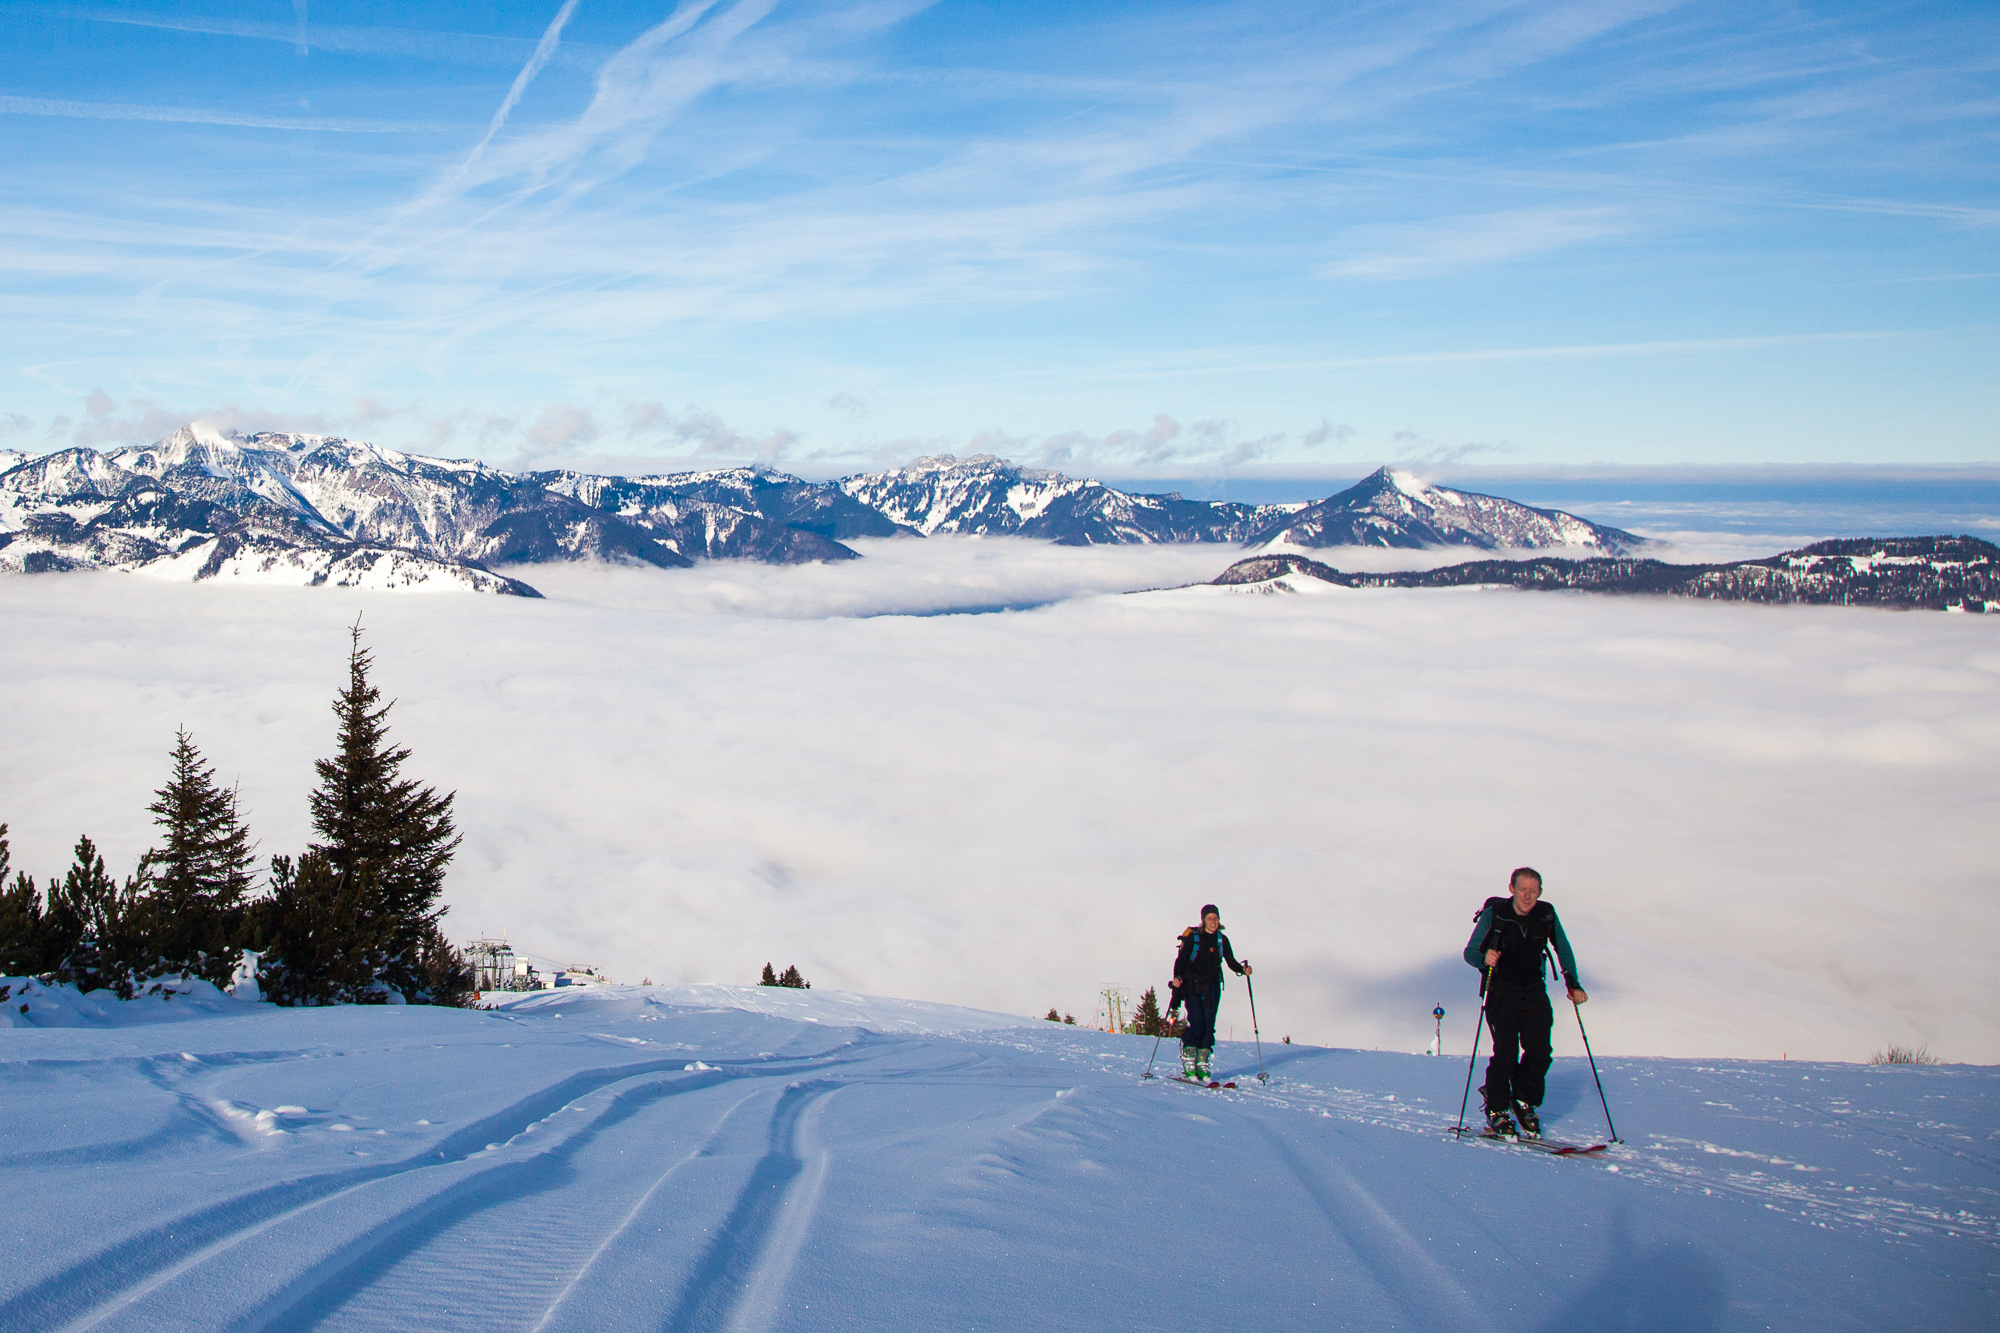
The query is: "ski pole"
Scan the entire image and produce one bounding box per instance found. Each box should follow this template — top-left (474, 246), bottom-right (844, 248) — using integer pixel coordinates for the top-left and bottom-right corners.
top-left (1548, 947), bottom-right (1619, 1143)
top-left (1144, 993), bottom-right (1181, 1080)
top-left (1244, 970), bottom-right (1268, 1083)
top-left (1573, 1000), bottom-right (1619, 1143)
top-left (1452, 966), bottom-right (1490, 1138)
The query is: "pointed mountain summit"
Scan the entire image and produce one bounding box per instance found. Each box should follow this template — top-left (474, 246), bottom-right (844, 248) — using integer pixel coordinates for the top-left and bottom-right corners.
top-left (1246, 467), bottom-right (1649, 554)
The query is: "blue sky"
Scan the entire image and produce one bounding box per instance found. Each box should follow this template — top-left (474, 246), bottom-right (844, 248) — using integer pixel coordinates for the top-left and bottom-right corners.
top-left (1, 0), bottom-right (1994, 476)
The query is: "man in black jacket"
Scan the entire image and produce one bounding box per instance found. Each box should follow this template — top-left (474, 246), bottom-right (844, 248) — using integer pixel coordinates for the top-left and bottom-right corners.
top-left (1169, 904), bottom-right (1249, 1081)
top-left (1463, 867), bottom-right (1587, 1137)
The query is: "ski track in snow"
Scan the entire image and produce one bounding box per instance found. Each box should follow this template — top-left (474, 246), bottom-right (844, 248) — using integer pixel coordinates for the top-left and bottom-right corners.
top-left (1, 988), bottom-right (1994, 1332)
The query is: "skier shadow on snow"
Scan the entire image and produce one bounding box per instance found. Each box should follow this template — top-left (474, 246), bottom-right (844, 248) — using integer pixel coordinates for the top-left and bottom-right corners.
top-left (1534, 1209), bottom-right (1726, 1333)
top-left (1537, 1065), bottom-right (1586, 1124)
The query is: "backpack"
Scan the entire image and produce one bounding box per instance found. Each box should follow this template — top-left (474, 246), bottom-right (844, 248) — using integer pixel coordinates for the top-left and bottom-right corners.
top-left (1475, 896), bottom-right (1552, 956)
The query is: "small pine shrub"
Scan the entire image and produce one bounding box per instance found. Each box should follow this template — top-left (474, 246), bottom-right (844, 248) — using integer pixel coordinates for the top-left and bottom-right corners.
top-left (1045, 1008), bottom-right (1062, 1022)
top-left (1062, 1013), bottom-right (1076, 1025)
top-left (760, 962), bottom-right (778, 986)
top-left (1869, 1043), bottom-right (1941, 1065)
top-left (1130, 986), bottom-right (1167, 1037)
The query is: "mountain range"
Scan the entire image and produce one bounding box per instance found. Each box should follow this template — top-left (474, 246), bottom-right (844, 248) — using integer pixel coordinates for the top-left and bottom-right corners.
top-left (0, 426), bottom-right (1649, 594)
top-left (1210, 537), bottom-right (2000, 612)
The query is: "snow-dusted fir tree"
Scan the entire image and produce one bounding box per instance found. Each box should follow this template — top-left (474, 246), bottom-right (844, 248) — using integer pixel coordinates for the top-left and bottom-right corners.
top-left (43, 836), bottom-right (133, 997)
top-left (269, 623), bottom-right (463, 1003)
top-left (256, 852), bottom-right (386, 1006)
top-left (132, 729), bottom-right (255, 988)
top-left (0, 824), bottom-right (38, 975)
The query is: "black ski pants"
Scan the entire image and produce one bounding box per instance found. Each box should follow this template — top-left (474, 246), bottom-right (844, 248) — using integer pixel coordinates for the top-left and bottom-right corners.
top-left (1180, 983), bottom-right (1220, 1049)
top-left (1482, 980), bottom-right (1553, 1112)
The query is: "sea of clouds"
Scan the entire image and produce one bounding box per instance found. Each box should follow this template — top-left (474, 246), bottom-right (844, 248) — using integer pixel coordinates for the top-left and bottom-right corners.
top-left (2, 535), bottom-right (1994, 1063)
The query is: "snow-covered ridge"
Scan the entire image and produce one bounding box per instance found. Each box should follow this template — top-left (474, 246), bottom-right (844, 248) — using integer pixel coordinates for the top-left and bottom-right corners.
top-left (1248, 466), bottom-right (1651, 554)
top-left (835, 452), bottom-right (1296, 544)
top-left (0, 427), bottom-right (863, 594)
top-left (1210, 537), bottom-right (2000, 611)
top-left (2, 428), bottom-right (1649, 595)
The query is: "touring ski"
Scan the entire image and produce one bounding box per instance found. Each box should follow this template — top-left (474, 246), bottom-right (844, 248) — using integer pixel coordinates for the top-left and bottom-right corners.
top-left (1474, 1131), bottom-right (1608, 1156)
top-left (1173, 1075), bottom-right (1238, 1089)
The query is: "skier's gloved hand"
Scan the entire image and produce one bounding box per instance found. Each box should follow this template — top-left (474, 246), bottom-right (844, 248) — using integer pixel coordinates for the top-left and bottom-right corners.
top-left (1241, 962), bottom-right (1253, 975)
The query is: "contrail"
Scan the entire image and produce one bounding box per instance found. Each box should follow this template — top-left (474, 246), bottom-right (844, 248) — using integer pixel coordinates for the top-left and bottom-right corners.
top-left (438, 0), bottom-right (584, 194)
top-left (0, 93), bottom-right (445, 133)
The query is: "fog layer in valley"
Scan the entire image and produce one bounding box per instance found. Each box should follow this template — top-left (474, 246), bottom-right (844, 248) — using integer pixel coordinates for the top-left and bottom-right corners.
top-left (3, 537), bottom-right (1993, 1062)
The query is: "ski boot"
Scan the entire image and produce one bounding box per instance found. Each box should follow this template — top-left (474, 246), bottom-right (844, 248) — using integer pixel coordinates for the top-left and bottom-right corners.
top-left (1484, 1106), bottom-right (1518, 1137)
top-left (1190, 1047), bottom-right (1213, 1082)
top-left (1512, 1101), bottom-right (1541, 1139)
top-left (1180, 1044), bottom-right (1200, 1080)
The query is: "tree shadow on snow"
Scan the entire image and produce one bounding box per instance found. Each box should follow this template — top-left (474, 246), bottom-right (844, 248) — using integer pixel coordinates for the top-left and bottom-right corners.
top-left (1535, 1210), bottom-right (1727, 1333)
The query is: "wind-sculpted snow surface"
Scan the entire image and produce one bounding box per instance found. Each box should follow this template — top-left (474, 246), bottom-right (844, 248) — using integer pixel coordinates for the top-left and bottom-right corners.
top-left (0, 986), bottom-right (1990, 1332)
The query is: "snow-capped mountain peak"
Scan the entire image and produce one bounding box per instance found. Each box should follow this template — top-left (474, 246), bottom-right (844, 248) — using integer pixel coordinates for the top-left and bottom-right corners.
top-left (3, 428), bottom-right (1658, 591)
top-left (1248, 465), bottom-right (1649, 554)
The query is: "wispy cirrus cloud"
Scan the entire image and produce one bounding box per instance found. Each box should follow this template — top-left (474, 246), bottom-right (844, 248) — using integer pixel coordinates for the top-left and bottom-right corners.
top-left (1319, 206), bottom-right (1630, 280)
top-left (0, 93), bottom-right (451, 134)
top-left (62, 6), bottom-right (609, 69)
top-left (3, 1), bottom-right (1995, 466)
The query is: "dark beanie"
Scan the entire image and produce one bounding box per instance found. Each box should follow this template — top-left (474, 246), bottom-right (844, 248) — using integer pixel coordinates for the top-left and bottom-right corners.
top-left (1200, 903), bottom-right (1220, 920)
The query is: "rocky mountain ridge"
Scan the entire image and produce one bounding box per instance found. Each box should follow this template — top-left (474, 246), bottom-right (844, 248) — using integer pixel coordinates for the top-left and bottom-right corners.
top-left (1, 427), bottom-right (1655, 594)
top-left (1212, 537), bottom-right (2000, 611)
top-left (836, 453), bottom-right (1293, 544)
top-left (1245, 466), bottom-right (1649, 554)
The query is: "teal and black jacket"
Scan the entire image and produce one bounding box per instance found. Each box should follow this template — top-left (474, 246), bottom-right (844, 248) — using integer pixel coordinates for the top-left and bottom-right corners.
top-left (1174, 927), bottom-right (1246, 992)
top-left (1464, 897), bottom-right (1581, 991)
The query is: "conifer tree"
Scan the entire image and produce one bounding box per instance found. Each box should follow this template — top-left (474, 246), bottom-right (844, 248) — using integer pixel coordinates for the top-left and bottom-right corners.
top-left (133, 729), bottom-right (255, 988)
top-left (760, 962), bottom-right (779, 986)
top-left (1044, 1007), bottom-right (1062, 1022)
top-left (303, 623), bottom-right (461, 1001)
top-left (256, 853), bottom-right (385, 1007)
top-left (411, 919), bottom-right (476, 1008)
top-left (1132, 986), bottom-right (1165, 1037)
top-left (44, 836), bottom-right (134, 998)
top-left (0, 824), bottom-right (47, 977)
top-left (777, 964), bottom-right (810, 990)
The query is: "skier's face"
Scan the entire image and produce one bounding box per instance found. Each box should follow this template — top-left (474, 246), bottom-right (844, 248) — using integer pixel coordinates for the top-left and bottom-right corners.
top-left (1202, 911), bottom-right (1220, 932)
top-left (1510, 875), bottom-right (1541, 911)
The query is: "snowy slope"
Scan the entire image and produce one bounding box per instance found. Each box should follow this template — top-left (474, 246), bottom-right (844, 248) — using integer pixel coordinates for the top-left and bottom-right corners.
top-left (1, 984), bottom-right (1990, 1332)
